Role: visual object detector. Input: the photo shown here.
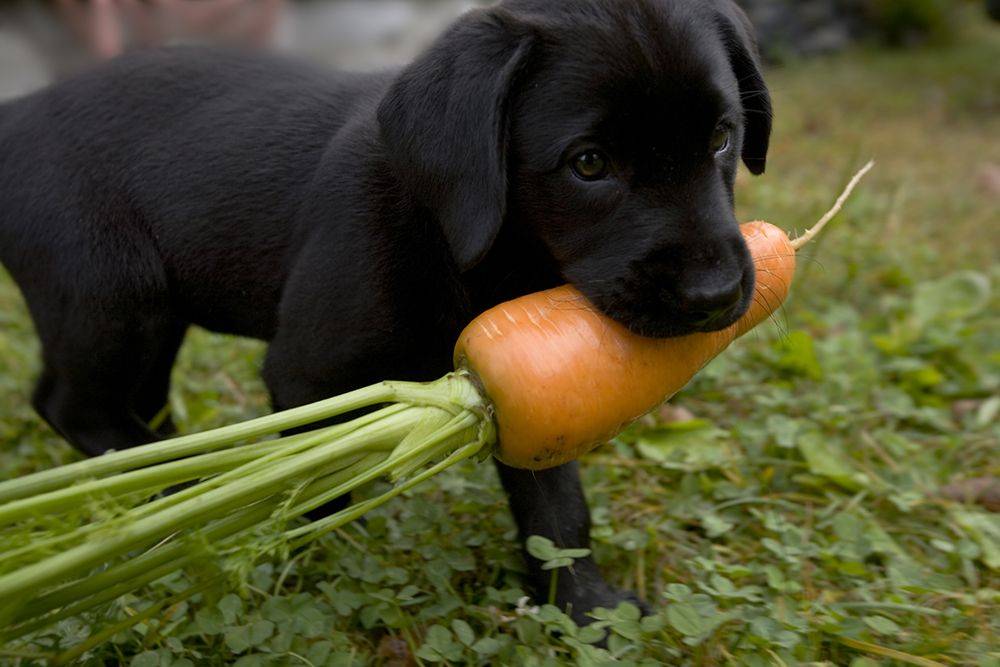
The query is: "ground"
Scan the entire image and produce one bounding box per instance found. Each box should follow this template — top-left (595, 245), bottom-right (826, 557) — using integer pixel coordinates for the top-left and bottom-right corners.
top-left (0, 11), bottom-right (998, 667)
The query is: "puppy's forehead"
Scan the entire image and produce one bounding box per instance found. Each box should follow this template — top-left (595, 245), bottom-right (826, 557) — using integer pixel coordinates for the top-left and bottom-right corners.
top-left (506, 0), bottom-right (731, 80)
top-left (510, 0), bottom-right (739, 160)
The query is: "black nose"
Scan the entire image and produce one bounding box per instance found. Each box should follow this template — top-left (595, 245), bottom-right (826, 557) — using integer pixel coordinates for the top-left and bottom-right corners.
top-left (681, 281), bottom-right (744, 327)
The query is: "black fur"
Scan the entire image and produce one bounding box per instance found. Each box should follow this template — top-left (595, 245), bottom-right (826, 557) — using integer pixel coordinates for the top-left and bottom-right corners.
top-left (0, 0), bottom-right (770, 623)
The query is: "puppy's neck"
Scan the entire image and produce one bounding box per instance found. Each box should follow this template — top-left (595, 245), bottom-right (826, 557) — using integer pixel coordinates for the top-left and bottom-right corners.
top-left (464, 224), bottom-right (562, 310)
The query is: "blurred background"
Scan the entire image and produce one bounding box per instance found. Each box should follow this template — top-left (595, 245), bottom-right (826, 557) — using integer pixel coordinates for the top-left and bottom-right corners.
top-left (0, 0), bottom-right (998, 97)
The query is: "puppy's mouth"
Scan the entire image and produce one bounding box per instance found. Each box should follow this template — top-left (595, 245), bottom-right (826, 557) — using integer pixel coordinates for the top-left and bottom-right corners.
top-left (577, 271), bottom-right (756, 340)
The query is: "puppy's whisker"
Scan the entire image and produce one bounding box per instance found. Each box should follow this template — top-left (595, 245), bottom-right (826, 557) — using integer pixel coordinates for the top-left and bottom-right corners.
top-left (751, 287), bottom-right (782, 326)
top-left (751, 253), bottom-right (796, 262)
top-left (749, 292), bottom-right (790, 342)
top-left (752, 267), bottom-right (792, 293)
top-left (759, 286), bottom-right (793, 339)
top-left (749, 261), bottom-right (792, 287)
top-left (755, 276), bottom-right (788, 303)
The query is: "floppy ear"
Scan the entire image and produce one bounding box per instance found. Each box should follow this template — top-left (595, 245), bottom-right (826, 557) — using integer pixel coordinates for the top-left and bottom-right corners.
top-left (377, 9), bottom-right (534, 271)
top-left (715, 2), bottom-right (772, 175)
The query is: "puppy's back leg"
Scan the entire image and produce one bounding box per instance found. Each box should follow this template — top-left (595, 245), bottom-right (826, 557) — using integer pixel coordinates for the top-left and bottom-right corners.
top-left (30, 302), bottom-right (184, 456)
top-left (32, 366), bottom-right (159, 457)
top-left (132, 323), bottom-right (188, 438)
top-left (21, 223), bottom-right (180, 457)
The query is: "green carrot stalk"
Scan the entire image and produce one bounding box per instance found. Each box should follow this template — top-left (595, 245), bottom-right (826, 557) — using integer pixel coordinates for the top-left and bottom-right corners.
top-left (0, 408), bottom-right (426, 603)
top-left (4, 454), bottom-right (384, 635)
top-left (0, 376), bottom-right (478, 504)
top-left (0, 372), bottom-right (493, 643)
top-left (0, 439), bottom-right (286, 524)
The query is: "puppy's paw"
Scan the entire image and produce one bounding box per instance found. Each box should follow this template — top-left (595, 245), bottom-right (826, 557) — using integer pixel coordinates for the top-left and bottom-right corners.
top-left (562, 581), bottom-right (649, 627)
top-left (534, 559), bottom-right (650, 627)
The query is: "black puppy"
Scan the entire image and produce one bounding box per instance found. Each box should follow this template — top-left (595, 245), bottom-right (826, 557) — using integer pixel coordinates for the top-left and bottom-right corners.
top-left (0, 0), bottom-right (770, 622)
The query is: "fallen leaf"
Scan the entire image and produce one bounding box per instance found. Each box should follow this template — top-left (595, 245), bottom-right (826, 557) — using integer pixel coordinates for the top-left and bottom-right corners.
top-left (952, 509), bottom-right (1000, 570)
top-left (657, 404), bottom-right (697, 424)
top-left (377, 635), bottom-right (416, 667)
top-left (940, 477), bottom-right (1000, 512)
top-left (977, 162), bottom-right (1000, 196)
top-left (950, 399), bottom-right (980, 423)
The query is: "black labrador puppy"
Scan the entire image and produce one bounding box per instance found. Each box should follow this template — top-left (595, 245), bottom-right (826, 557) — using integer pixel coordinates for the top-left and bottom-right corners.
top-left (0, 0), bottom-right (770, 622)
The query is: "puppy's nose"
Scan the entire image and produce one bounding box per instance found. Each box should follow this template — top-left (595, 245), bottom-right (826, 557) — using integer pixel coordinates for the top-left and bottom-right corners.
top-left (680, 280), bottom-right (744, 328)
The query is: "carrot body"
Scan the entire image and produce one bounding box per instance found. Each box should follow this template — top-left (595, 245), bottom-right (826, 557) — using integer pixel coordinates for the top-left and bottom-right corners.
top-left (454, 221), bottom-right (796, 470)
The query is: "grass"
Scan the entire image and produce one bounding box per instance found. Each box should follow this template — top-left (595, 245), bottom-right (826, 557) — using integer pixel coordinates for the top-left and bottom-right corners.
top-left (1, 13), bottom-right (998, 667)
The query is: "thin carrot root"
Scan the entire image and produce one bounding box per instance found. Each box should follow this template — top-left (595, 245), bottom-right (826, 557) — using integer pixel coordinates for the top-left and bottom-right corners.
top-left (790, 160), bottom-right (876, 251)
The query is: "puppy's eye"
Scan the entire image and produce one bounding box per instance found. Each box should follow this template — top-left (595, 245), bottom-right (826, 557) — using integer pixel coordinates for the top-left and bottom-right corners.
top-left (710, 126), bottom-right (731, 154)
top-left (572, 151), bottom-right (609, 181)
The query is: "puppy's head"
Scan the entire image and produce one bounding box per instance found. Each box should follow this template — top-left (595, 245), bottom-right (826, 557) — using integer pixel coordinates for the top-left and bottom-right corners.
top-left (378, 0), bottom-right (772, 338)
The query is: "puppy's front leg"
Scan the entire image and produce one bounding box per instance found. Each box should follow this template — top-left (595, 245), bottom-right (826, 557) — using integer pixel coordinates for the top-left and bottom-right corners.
top-left (494, 460), bottom-right (644, 625)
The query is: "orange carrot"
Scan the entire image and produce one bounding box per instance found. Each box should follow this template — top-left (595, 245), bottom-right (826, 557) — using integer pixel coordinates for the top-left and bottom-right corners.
top-left (456, 162), bottom-right (874, 469)
top-left (454, 221), bottom-right (791, 469)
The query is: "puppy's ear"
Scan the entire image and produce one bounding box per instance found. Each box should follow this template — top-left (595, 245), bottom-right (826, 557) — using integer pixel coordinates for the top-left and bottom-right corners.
top-left (715, 2), bottom-right (772, 175)
top-left (378, 9), bottom-right (534, 271)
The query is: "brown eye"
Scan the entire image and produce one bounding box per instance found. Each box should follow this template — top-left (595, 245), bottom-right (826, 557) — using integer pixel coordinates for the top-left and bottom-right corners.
top-left (711, 126), bottom-right (731, 154)
top-left (572, 151), bottom-right (609, 181)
